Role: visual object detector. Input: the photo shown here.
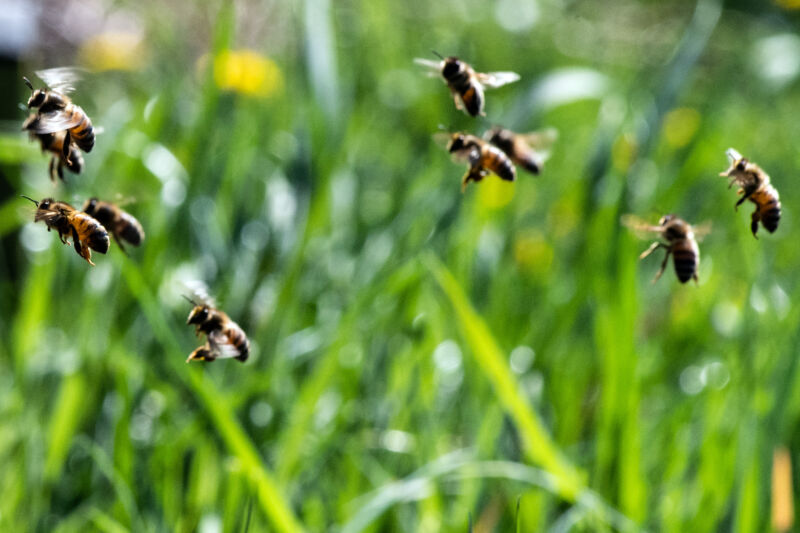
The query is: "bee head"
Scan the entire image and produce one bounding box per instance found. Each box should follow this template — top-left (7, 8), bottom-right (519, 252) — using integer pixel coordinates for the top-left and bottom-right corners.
top-left (441, 57), bottom-right (462, 78)
top-left (187, 305), bottom-right (210, 325)
top-left (27, 89), bottom-right (46, 109)
top-left (735, 159), bottom-right (747, 172)
top-left (447, 133), bottom-right (466, 153)
top-left (38, 198), bottom-right (53, 210)
top-left (658, 214), bottom-right (676, 226)
top-left (83, 198), bottom-right (98, 215)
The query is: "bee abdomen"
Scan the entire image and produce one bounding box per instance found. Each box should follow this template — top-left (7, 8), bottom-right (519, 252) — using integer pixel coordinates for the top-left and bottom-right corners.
top-left (672, 247), bottom-right (697, 283)
top-left (69, 108), bottom-right (95, 153)
top-left (487, 147), bottom-right (515, 181)
top-left (228, 326), bottom-right (250, 362)
top-left (519, 156), bottom-right (541, 175)
top-left (74, 213), bottom-right (110, 253)
top-left (119, 213), bottom-right (145, 245)
top-left (759, 193), bottom-right (781, 233)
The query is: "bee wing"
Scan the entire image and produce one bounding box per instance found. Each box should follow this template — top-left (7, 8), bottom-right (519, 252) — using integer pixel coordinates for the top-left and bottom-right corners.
top-left (208, 330), bottom-right (243, 360)
top-left (35, 67), bottom-right (85, 94)
top-left (621, 215), bottom-right (662, 238)
top-left (518, 128), bottom-right (559, 152)
top-left (432, 132), bottom-right (453, 148)
top-left (725, 148), bottom-right (742, 164)
top-left (691, 221), bottom-right (712, 240)
top-left (448, 146), bottom-right (480, 165)
top-left (476, 71), bottom-right (520, 89)
top-left (27, 109), bottom-right (85, 134)
top-left (183, 280), bottom-right (216, 307)
top-left (413, 58), bottom-right (442, 77)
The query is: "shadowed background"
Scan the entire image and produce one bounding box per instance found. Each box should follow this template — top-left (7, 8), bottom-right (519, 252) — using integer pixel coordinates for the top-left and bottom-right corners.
top-left (1, 0), bottom-right (800, 531)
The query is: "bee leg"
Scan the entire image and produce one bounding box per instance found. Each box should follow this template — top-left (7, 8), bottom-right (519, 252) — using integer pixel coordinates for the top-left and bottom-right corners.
top-left (461, 167), bottom-right (484, 193)
top-left (62, 130), bottom-right (71, 161)
top-left (71, 226), bottom-right (94, 266)
top-left (750, 210), bottom-right (760, 239)
top-left (48, 157), bottom-right (56, 182)
top-left (638, 241), bottom-right (663, 260)
top-left (652, 248), bottom-right (671, 283)
top-left (112, 232), bottom-right (128, 255)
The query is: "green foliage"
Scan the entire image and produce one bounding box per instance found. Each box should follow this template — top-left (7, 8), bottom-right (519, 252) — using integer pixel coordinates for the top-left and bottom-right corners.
top-left (2, 0), bottom-right (800, 530)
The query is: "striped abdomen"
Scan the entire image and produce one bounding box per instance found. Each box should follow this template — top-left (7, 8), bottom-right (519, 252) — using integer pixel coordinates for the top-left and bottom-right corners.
top-left (70, 212), bottom-right (109, 253)
top-left (671, 239), bottom-right (698, 284)
top-left (752, 185), bottom-right (781, 233)
top-left (117, 212), bottom-right (145, 245)
top-left (481, 145), bottom-right (516, 181)
top-left (224, 323), bottom-right (250, 362)
top-left (445, 69), bottom-right (482, 116)
top-left (65, 104), bottom-right (94, 153)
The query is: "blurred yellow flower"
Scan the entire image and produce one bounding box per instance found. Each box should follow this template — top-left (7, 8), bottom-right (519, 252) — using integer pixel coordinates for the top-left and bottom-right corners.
top-left (213, 50), bottom-right (283, 97)
top-left (513, 230), bottom-right (553, 276)
top-left (79, 32), bottom-right (146, 72)
top-left (663, 108), bottom-right (700, 148)
top-left (776, 0), bottom-right (800, 9)
top-left (478, 176), bottom-right (515, 209)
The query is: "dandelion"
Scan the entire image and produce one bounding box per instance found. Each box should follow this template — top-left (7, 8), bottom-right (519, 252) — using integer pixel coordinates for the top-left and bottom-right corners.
top-left (213, 49), bottom-right (283, 97)
top-left (79, 32), bottom-right (146, 72)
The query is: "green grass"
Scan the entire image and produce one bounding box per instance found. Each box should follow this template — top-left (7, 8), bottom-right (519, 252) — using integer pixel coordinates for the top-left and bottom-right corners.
top-left (2, 0), bottom-right (800, 530)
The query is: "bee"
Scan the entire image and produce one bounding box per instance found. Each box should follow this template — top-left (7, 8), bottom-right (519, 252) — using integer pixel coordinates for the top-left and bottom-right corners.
top-left (22, 114), bottom-right (84, 182)
top-left (414, 53), bottom-right (520, 117)
top-left (437, 131), bottom-right (516, 191)
top-left (81, 198), bottom-right (145, 254)
top-left (484, 127), bottom-right (558, 176)
top-left (184, 294), bottom-right (250, 363)
top-left (622, 214), bottom-right (709, 284)
top-left (23, 69), bottom-right (95, 153)
top-left (719, 148), bottom-right (781, 238)
top-left (21, 196), bottom-right (109, 266)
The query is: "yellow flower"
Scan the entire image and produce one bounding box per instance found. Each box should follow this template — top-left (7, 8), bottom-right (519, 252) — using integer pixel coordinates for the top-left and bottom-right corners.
top-left (213, 50), bottom-right (283, 97)
top-left (79, 32), bottom-right (146, 72)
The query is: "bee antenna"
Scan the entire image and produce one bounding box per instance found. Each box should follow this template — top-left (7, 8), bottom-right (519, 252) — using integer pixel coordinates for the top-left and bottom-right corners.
top-left (182, 294), bottom-right (199, 306)
top-left (20, 195), bottom-right (38, 207)
top-left (22, 77), bottom-right (33, 91)
top-left (431, 50), bottom-right (445, 60)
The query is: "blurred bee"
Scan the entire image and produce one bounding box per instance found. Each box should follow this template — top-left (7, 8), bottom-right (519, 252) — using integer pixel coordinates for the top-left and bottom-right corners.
top-left (184, 292), bottom-right (249, 363)
top-left (622, 214), bottom-right (710, 284)
top-left (484, 127), bottom-right (558, 176)
top-left (719, 148), bottom-right (781, 238)
top-left (21, 196), bottom-right (109, 266)
top-left (81, 198), bottom-right (145, 254)
top-left (436, 131), bottom-right (516, 191)
top-left (22, 114), bottom-right (84, 182)
top-left (23, 68), bottom-right (95, 153)
top-left (414, 53), bottom-right (520, 117)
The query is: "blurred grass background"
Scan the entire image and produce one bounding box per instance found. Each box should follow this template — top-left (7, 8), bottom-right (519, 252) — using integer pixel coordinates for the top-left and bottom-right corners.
top-left (1, 0), bottom-right (800, 531)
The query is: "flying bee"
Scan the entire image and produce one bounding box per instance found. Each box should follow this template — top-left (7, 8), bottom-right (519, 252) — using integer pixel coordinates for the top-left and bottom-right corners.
top-left (22, 114), bottom-right (84, 182)
top-left (81, 198), bottom-right (145, 254)
top-left (484, 127), bottom-right (558, 176)
top-left (719, 148), bottom-right (781, 238)
top-left (184, 294), bottom-right (250, 363)
top-left (436, 131), bottom-right (516, 192)
top-left (622, 214), bottom-right (710, 284)
top-left (21, 196), bottom-right (109, 266)
top-left (23, 68), bottom-right (95, 153)
top-left (414, 53), bottom-right (520, 117)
